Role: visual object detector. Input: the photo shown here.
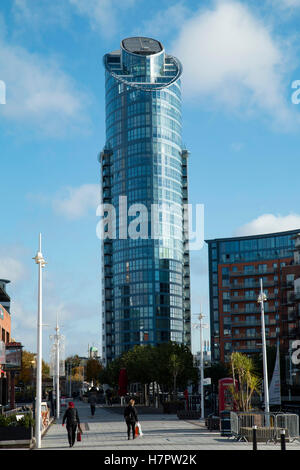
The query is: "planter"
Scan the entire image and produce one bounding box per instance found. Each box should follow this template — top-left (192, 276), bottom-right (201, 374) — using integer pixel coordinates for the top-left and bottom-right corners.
top-left (240, 426), bottom-right (289, 443)
top-left (0, 425), bottom-right (33, 445)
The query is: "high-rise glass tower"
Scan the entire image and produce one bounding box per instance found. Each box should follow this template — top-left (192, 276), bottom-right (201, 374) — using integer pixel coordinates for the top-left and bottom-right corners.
top-left (100, 37), bottom-right (191, 364)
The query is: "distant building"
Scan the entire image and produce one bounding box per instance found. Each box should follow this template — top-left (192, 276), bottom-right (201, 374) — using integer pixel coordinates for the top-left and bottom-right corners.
top-left (0, 279), bottom-right (11, 352)
top-left (206, 229), bottom-right (300, 364)
top-left (0, 280), bottom-right (12, 407)
top-left (194, 341), bottom-right (211, 367)
top-left (0, 279), bottom-right (11, 314)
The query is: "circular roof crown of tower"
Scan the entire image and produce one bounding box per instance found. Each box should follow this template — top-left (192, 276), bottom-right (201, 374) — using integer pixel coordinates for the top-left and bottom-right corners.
top-left (121, 37), bottom-right (163, 56)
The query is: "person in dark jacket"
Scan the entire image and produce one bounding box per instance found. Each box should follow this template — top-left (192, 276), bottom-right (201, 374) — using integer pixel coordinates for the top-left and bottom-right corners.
top-left (62, 401), bottom-right (81, 447)
top-left (89, 393), bottom-right (97, 417)
top-left (124, 398), bottom-right (138, 440)
top-left (106, 388), bottom-right (113, 406)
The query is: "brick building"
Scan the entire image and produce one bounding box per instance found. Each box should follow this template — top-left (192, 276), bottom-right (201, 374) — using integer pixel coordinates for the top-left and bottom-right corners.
top-left (0, 280), bottom-right (11, 345)
top-left (206, 229), bottom-right (300, 364)
top-left (0, 279), bottom-right (11, 406)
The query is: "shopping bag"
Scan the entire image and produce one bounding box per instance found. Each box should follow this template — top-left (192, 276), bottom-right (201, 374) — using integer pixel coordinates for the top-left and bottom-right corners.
top-left (135, 422), bottom-right (143, 437)
top-left (77, 431), bottom-right (82, 442)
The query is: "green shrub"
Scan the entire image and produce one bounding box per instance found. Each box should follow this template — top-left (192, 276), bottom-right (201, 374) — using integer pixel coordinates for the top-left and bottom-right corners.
top-left (16, 413), bottom-right (35, 428)
top-left (0, 412), bottom-right (34, 428)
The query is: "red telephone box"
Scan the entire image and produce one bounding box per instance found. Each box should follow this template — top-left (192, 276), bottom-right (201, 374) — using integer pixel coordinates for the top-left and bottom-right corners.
top-left (218, 378), bottom-right (238, 414)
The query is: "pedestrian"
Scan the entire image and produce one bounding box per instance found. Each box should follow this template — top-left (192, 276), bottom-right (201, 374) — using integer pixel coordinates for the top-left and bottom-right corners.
top-left (62, 401), bottom-right (82, 448)
top-left (124, 398), bottom-right (138, 440)
top-left (106, 388), bottom-right (113, 406)
top-left (48, 389), bottom-right (54, 417)
top-left (89, 393), bottom-right (97, 417)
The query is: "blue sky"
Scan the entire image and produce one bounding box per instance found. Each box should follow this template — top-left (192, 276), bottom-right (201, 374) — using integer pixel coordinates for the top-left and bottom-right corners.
top-left (1, 0), bottom-right (300, 360)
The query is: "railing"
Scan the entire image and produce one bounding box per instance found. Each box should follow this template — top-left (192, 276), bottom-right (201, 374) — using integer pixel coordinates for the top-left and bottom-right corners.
top-left (230, 412), bottom-right (299, 443)
top-left (4, 405), bottom-right (33, 417)
top-left (232, 307), bottom-right (276, 315)
top-left (229, 268), bottom-right (275, 277)
top-left (231, 281), bottom-right (276, 289)
top-left (275, 414), bottom-right (299, 441)
top-left (232, 320), bottom-right (261, 327)
top-left (230, 294), bottom-right (277, 302)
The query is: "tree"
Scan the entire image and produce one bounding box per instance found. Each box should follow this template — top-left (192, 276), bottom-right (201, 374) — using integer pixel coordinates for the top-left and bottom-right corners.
top-left (18, 350), bottom-right (50, 385)
top-left (229, 352), bottom-right (261, 412)
top-left (65, 355), bottom-right (81, 369)
top-left (98, 342), bottom-right (198, 397)
top-left (154, 342), bottom-right (198, 392)
top-left (205, 362), bottom-right (229, 388)
top-left (99, 355), bottom-right (124, 388)
top-left (122, 345), bottom-right (156, 386)
top-left (169, 353), bottom-right (183, 398)
top-left (86, 358), bottom-right (102, 384)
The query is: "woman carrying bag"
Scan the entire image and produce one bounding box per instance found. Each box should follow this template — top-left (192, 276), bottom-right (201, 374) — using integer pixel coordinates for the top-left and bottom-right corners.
top-left (124, 398), bottom-right (139, 440)
top-left (62, 401), bottom-right (82, 447)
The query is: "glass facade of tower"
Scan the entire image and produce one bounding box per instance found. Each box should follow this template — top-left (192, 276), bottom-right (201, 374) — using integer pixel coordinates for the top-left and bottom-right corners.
top-left (100, 37), bottom-right (191, 363)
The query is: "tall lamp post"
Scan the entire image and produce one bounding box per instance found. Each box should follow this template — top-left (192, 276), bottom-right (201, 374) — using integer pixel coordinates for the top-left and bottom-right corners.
top-left (55, 317), bottom-right (61, 419)
top-left (199, 314), bottom-right (205, 420)
top-left (33, 234), bottom-right (46, 449)
top-left (192, 312), bottom-right (208, 420)
top-left (50, 315), bottom-right (63, 419)
top-left (257, 278), bottom-right (269, 418)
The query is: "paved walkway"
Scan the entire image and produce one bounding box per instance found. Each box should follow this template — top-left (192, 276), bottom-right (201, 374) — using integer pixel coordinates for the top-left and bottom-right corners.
top-left (40, 400), bottom-right (300, 450)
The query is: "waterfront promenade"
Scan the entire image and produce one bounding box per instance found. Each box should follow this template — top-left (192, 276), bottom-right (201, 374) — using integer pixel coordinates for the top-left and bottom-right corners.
top-left (40, 400), bottom-right (300, 450)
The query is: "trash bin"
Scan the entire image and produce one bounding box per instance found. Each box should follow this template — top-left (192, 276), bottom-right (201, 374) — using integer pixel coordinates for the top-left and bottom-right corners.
top-left (220, 410), bottom-right (231, 436)
top-left (208, 415), bottom-right (220, 431)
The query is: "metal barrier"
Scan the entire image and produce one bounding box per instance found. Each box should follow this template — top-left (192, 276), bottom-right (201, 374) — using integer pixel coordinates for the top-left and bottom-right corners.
top-left (275, 413), bottom-right (299, 442)
top-left (186, 395), bottom-right (201, 411)
top-left (230, 412), bottom-right (299, 443)
top-left (230, 412), bottom-right (239, 438)
top-left (4, 405), bottom-right (33, 418)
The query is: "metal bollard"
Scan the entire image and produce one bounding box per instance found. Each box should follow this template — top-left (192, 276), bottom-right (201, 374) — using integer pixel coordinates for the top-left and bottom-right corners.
top-left (252, 425), bottom-right (257, 451)
top-left (280, 430), bottom-right (286, 451)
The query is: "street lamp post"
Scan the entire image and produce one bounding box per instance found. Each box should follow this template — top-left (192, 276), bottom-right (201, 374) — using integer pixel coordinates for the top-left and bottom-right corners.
top-left (199, 314), bottom-right (205, 420)
top-left (192, 312), bottom-right (208, 420)
top-left (33, 234), bottom-right (46, 449)
top-left (50, 316), bottom-right (62, 419)
top-left (69, 362), bottom-right (72, 398)
top-left (257, 278), bottom-right (269, 419)
top-left (55, 319), bottom-right (60, 419)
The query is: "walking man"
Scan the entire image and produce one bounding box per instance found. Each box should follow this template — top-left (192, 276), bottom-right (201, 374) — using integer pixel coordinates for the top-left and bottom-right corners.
top-left (62, 401), bottom-right (81, 447)
top-left (124, 398), bottom-right (138, 440)
top-left (89, 393), bottom-right (97, 418)
top-left (106, 388), bottom-right (113, 406)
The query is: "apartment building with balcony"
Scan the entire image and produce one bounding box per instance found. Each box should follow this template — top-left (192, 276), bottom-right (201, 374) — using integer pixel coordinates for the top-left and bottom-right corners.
top-left (206, 229), bottom-right (300, 363)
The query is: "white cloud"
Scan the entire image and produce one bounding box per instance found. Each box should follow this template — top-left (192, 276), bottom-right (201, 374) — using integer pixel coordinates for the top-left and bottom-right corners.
top-left (0, 256), bottom-right (27, 284)
top-left (230, 142), bottom-right (244, 152)
top-left (10, 277), bottom-right (101, 357)
top-left (172, 1), bottom-right (298, 129)
top-left (53, 184), bottom-right (100, 219)
top-left (69, 0), bottom-right (137, 38)
top-left (140, 2), bottom-right (190, 38)
top-left (13, 0), bottom-right (70, 30)
top-left (273, 0), bottom-right (300, 8)
top-left (235, 213), bottom-right (300, 236)
top-left (0, 23), bottom-right (90, 135)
